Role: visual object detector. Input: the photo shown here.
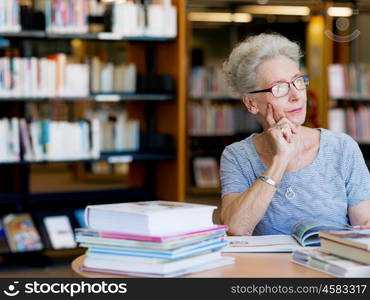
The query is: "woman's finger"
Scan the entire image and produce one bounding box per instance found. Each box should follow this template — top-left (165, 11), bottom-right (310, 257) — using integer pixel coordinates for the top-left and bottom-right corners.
top-left (265, 104), bottom-right (276, 127)
top-left (272, 103), bottom-right (285, 123)
top-left (279, 125), bottom-right (293, 143)
top-left (277, 118), bottom-right (297, 135)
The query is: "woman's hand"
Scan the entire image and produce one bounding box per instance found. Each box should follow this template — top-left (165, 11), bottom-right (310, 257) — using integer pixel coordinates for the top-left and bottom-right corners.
top-left (264, 103), bottom-right (300, 160)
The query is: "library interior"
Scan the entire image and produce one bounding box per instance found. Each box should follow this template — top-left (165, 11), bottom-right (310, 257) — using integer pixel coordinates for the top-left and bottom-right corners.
top-left (0, 0), bottom-right (369, 278)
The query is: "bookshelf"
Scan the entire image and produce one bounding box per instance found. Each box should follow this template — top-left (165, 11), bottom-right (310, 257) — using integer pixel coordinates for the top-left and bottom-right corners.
top-left (315, 7), bottom-right (370, 151)
top-left (0, 0), bottom-right (186, 259)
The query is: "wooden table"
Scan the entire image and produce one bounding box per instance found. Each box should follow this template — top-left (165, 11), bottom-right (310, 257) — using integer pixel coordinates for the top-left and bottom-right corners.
top-left (71, 253), bottom-right (331, 278)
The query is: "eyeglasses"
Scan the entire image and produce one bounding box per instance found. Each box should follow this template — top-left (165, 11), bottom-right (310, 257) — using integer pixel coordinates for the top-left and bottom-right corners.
top-left (248, 75), bottom-right (309, 98)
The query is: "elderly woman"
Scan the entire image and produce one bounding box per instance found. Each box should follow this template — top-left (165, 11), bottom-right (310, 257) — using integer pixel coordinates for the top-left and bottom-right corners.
top-left (220, 33), bottom-right (370, 236)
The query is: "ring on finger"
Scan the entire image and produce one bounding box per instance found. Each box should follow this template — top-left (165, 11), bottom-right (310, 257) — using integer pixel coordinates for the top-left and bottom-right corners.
top-left (280, 127), bottom-right (288, 134)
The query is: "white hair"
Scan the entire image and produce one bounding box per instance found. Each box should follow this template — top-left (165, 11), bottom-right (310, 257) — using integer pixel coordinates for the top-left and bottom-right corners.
top-left (223, 33), bottom-right (303, 95)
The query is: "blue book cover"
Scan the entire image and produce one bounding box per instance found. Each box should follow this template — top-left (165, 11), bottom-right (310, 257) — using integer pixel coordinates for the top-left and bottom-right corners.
top-left (74, 209), bottom-right (87, 228)
top-left (87, 239), bottom-right (227, 260)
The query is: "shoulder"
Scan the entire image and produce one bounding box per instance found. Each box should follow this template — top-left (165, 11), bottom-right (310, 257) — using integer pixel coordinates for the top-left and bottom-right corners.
top-left (221, 134), bottom-right (256, 160)
top-left (319, 128), bottom-right (359, 152)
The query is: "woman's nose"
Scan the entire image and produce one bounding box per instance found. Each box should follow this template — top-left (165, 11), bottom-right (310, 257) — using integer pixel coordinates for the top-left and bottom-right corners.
top-left (288, 85), bottom-right (300, 102)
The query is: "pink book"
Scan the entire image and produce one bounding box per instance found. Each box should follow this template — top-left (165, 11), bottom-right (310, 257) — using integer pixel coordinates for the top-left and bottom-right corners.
top-left (75, 225), bottom-right (228, 243)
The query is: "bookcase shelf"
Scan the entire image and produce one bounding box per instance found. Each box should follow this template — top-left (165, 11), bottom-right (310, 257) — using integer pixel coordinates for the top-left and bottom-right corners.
top-left (332, 97), bottom-right (370, 102)
top-left (189, 95), bottom-right (240, 101)
top-left (0, 31), bottom-right (176, 42)
top-left (0, 93), bottom-right (175, 102)
top-left (0, 0), bottom-right (186, 259)
top-left (0, 151), bottom-right (175, 165)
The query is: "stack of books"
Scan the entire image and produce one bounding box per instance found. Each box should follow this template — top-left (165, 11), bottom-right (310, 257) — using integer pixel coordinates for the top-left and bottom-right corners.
top-left (75, 201), bottom-right (234, 277)
top-left (292, 229), bottom-right (370, 277)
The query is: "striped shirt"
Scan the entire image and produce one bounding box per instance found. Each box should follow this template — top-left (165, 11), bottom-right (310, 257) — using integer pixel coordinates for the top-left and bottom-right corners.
top-left (220, 128), bottom-right (370, 235)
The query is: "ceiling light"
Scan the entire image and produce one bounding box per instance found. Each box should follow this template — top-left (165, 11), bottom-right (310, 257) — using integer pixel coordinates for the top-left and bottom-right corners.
top-left (239, 5), bottom-right (310, 16)
top-left (188, 12), bottom-right (252, 23)
top-left (327, 7), bottom-right (353, 17)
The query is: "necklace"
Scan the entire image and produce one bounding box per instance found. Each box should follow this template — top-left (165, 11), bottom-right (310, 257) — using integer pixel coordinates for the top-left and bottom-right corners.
top-left (285, 186), bottom-right (296, 199)
top-left (284, 133), bottom-right (307, 200)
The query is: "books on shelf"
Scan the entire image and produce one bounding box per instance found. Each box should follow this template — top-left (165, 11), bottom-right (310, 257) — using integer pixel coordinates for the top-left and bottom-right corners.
top-left (87, 106), bottom-right (140, 152)
top-left (90, 57), bottom-right (137, 94)
top-left (22, 118), bottom-right (101, 161)
top-left (111, 0), bottom-right (177, 38)
top-left (0, 0), bottom-right (21, 32)
top-left (2, 213), bottom-right (43, 252)
top-left (85, 201), bottom-right (217, 236)
top-left (328, 63), bottom-right (370, 99)
top-left (328, 106), bottom-right (370, 142)
top-left (292, 247), bottom-right (370, 278)
top-left (319, 229), bottom-right (370, 264)
top-left (188, 102), bottom-right (260, 136)
top-left (189, 65), bottom-right (237, 99)
top-left (0, 117), bottom-right (20, 162)
top-left (0, 105), bottom-right (141, 162)
top-left (35, 0), bottom-right (89, 34)
top-left (0, 54), bottom-right (89, 98)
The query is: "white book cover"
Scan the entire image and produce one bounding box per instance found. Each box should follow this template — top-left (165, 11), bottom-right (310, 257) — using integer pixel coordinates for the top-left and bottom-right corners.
top-left (43, 215), bottom-right (76, 249)
top-left (146, 5), bottom-right (164, 37)
top-left (91, 118), bottom-right (101, 159)
top-left (91, 57), bottom-right (101, 93)
top-left (328, 108), bottom-right (346, 133)
top-left (0, 119), bottom-right (6, 161)
top-left (12, 57), bottom-right (21, 97)
top-left (30, 122), bottom-right (43, 161)
top-left (328, 64), bottom-right (346, 99)
top-left (30, 57), bottom-right (38, 97)
top-left (82, 256), bottom-right (234, 278)
top-left (84, 250), bottom-right (222, 275)
top-left (223, 235), bottom-right (300, 253)
top-left (10, 118), bottom-right (20, 161)
top-left (85, 201), bottom-right (216, 236)
top-left (114, 113), bottom-right (126, 151)
top-left (292, 247), bottom-right (370, 278)
top-left (101, 63), bottom-right (114, 93)
top-left (3, 118), bottom-right (11, 161)
top-left (123, 63), bottom-right (136, 93)
top-left (19, 119), bottom-right (34, 161)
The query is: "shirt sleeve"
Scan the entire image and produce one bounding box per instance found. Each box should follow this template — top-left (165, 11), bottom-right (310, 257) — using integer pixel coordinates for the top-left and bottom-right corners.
top-left (220, 146), bottom-right (253, 198)
top-left (343, 135), bottom-right (370, 206)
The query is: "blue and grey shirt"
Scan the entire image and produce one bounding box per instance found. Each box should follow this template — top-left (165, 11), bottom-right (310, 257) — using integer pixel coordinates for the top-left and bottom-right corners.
top-left (220, 128), bottom-right (370, 235)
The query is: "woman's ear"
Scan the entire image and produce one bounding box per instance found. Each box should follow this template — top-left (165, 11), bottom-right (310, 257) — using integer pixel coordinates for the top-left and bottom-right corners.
top-left (242, 95), bottom-right (259, 115)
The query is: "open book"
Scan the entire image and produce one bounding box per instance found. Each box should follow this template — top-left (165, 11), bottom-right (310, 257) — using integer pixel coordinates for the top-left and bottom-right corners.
top-left (223, 218), bottom-right (351, 253)
top-left (291, 218), bottom-right (351, 247)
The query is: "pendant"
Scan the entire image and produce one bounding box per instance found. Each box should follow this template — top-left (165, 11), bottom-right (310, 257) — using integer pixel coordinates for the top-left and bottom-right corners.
top-left (285, 187), bottom-right (295, 199)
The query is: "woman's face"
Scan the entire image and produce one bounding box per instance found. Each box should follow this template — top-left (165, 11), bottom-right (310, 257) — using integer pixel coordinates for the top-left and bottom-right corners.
top-left (246, 56), bottom-right (307, 128)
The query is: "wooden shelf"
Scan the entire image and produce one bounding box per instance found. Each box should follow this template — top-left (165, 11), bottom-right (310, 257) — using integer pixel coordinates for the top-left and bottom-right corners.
top-left (0, 151), bottom-right (175, 165)
top-left (332, 96), bottom-right (370, 102)
top-left (0, 93), bottom-right (175, 102)
top-left (0, 30), bottom-right (176, 42)
top-left (189, 94), bottom-right (240, 101)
